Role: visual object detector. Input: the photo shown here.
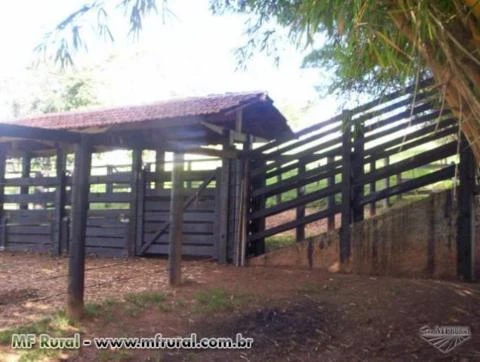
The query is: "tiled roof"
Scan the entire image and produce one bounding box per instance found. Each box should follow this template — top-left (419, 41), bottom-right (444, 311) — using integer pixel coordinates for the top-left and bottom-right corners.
top-left (5, 92), bottom-right (269, 130)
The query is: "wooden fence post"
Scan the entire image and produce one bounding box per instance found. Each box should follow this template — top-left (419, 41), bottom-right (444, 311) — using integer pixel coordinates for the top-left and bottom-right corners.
top-left (296, 162), bottom-right (306, 241)
top-left (352, 121), bottom-right (365, 223)
top-left (135, 169), bottom-right (146, 256)
top-left (168, 152), bottom-right (184, 286)
top-left (248, 159), bottom-right (266, 256)
top-left (127, 148), bottom-right (142, 257)
top-left (67, 136), bottom-right (92, 320)
top-left (369, 161), bottom-right (377, 216)
top-left (457, 135), bottom-right (476, 281)
top-left (340, 111), bottom-right (353, 264)
top-left (327, 156), bottom-right (336, 231)
top-left (20, 153), bottom-right (31, 210)
top-left (52, 147), bottom-right (66, 256)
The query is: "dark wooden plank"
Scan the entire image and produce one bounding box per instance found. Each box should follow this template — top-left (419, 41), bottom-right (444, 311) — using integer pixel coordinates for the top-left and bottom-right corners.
top-left (327, 156), bottom-right (336, 230)
top-left (0, 216), bottom-right (8, 250)
top-left (365, 119), bottom-right (457, 158)
top-left (6, 234), bottom-right (51, 243)
top-left (89, 173), bottom-right (131, 184)
top-left (6, 225), bottom-right (51, 234)
top-left (457, 136), bottom-right (476, 281)
top-left (360, 165), bottom-right (456, 206)
top-left (352, 123), bottom-right (365, 223)
top-left (356, 141), bottom-right (458, 186)
top-left (67, 137), bottom-right (92, 320)
top-left (256, 147), bottom-right (343, 185)
top-left (369, 161), bottom-right (377, 216)
top-left (145, 244), bottom-right (214, 256)
top-left (248, 205), bottom-right (341, 242)
top-left (88, 192), bottom-right (131, 203)
top-left (168, 152), bottom-right (184, 286)
top-left (145, 222), bottom-right (214, 234)
top-left (296, 162), bottom-right (306, 241)
top-left (4, 192), bottom-right (56, 204)
top-left (53, 147), bottom-right (66, 256)
top-left (252, 158), bottom-right (342, 198)
top-left (144, 211), bottom-right (214, 223)
top-left (127, 148), bottom-right (142, 256)
top-left (364, 109), bottom-right (450, 144)
top-left (250, 183), bottom-right (342, 220)
top-left (85, 237), bottom-right (125, 248)
top-left (135, 170), bottom-right (146, 255)
top-left (144, 199), bottom-right (215, 211)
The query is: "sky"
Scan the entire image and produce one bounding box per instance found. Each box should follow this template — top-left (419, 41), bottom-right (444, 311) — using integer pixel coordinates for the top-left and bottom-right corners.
top-left (0, 0), bottom-right (340, 129)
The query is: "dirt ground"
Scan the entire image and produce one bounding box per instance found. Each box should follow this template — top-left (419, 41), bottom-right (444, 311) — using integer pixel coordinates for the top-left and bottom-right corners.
top-left (0, 251), bottom-right (479, 361)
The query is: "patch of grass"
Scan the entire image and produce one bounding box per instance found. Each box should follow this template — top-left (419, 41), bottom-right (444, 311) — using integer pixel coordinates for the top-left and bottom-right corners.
top-left (0, 311), bottom-right (79, 362)
top-left (85, 297), bottom-right (118, 320)
top-left (124, 291), bottom-right (167, 316)
top-left (266, 235), bottom-right (295, 251)
top-left (194, 288), bottom-right (251, 313)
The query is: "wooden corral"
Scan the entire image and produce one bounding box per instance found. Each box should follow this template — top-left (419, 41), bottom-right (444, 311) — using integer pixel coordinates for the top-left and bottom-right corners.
top-left (0, 92), bottom-right (292, 318)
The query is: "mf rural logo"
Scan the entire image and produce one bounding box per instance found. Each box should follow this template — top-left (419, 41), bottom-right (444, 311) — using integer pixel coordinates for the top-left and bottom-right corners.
top-left (419, 325), bottom-right (472, 353)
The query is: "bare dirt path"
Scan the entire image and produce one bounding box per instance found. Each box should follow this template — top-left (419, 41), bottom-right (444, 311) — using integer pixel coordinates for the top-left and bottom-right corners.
top-left (0, 252), bottom-right (479, 361)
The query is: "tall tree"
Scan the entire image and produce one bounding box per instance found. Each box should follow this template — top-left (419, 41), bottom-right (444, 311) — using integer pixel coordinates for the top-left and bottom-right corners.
top-left (211, 0), bottom-right (480, 160)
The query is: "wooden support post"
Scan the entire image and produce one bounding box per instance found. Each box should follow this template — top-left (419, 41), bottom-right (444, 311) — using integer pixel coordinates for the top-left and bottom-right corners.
top-left (67, 136), bottom-right (92, 320)
top-left (296, 162), bottom-right (306, 241)
top-left (327, 156), bottom-right (336, 230)
top-left (0, 146), bottom-right (6, 250)
top-left (370, 161), bottom-right (377, 216)
top-left (20, 153), bottom-right (31, 210)
top-left (218, 160), bottom-right (230, 264)
top-left (340, 111), bottom-right (353, 264)
top-left (383, 157), bottom-right (391, 208)
top-left (106, 166), bottom-right (113, 194)
top-left (135, 170), bottom-right (146, 255)
top-left (457, 135), bottom-right (476, 281)
top-left (396, 173), bottom-right (403, 200)
top-left (155, 149), bottom-right (165, 191)
top-left (52, 147), bottom-right (66, 256)
top-left (168, 152), bottom-right (184, 286)
top-left (352, 122), bottom-right (365, 223)
top-left (248, 159), bottom-right (266, 256)
top-left (127, 148), bottom-right (142, 257)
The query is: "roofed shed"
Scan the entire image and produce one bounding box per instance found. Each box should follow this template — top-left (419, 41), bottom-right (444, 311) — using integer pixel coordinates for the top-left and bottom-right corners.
top-left (0, 91), bottom-right (293, 263)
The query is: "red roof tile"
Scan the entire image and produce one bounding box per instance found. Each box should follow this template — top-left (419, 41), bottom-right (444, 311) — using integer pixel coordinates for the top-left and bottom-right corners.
top-left (5, 92), bottom-right (270, 130)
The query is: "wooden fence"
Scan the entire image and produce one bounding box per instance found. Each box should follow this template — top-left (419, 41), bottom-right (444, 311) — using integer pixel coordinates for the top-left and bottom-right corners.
top-left (0, 156), bottom-right (221, 258)
top-left (246, 79), bottom-right (465, 260)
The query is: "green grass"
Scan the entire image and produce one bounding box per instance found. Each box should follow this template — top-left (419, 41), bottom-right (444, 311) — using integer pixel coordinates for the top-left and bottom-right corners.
top-left (194, 288), bottom-right (251, 313)
top-left (124, 291), bottom-right (168, 316)
top-left (0, 311), bottom-right (79, 362)
top-left (265, 235), bottom-right (296, 251)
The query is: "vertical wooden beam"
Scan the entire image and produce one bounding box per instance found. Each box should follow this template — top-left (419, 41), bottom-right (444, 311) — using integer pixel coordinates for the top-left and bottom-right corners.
top-left (127, 148), bottom-right (142, 257)
top-left (0, 146), bottom-right (7, 250)
top-left (327, 156), bottom-right (336, 231)
top-left (20, 153), bottom-right (31, 210)
top-left (383, 157), bottom-right (391, 208)
top-left (67, 136), bottom-right (92, 320)
top-left (370, 161), bottom-right (377, 216)
top-left (296, 162), bottom-right (306, 241)
top-left (135, 169), bottom-right (146, 255)
top-left (352, 122), bottom-right (365, 223)
top-left (218, 159), bottom-right (230, 264)
top-left (168, 152), bottom-right (184, 286)
top-left (340, 111), bottom-right (353, 264)
top-left (155, 149), bottom-right (165, 191)
top-left (52, 147), bottom-right (66, 256)
top-left (457, 135), bottom-right (476, 281)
